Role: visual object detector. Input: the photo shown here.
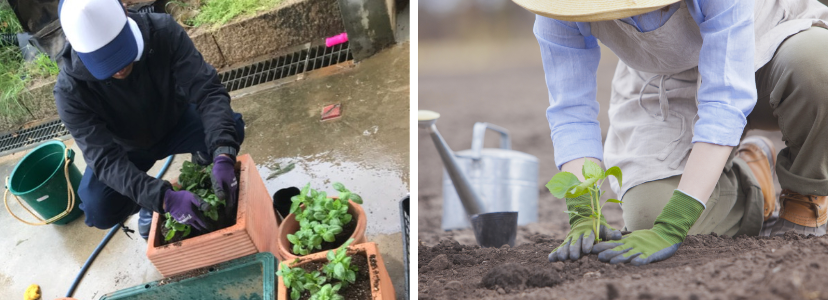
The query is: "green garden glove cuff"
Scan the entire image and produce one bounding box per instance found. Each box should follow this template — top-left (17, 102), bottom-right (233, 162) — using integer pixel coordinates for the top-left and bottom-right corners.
top-left (549, 195), bottom-right (622, 262)
top-left (592, 190), bottom-right (704, 265)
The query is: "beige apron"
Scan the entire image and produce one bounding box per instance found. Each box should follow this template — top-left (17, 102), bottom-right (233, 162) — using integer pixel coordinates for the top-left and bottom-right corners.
top-left (590, 0), bottom-right (828, 198)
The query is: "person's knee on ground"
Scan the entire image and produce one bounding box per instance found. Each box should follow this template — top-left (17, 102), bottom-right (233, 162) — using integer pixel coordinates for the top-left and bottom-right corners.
top-left (621, 176), bottom-right (681, 231)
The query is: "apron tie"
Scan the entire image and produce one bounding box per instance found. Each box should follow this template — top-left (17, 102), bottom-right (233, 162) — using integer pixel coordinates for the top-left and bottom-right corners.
top-left (637, 74), bottom-right (672, 121)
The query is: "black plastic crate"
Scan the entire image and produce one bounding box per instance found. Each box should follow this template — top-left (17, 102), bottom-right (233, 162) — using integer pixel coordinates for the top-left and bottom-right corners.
top-left (400, 195), bottom-right (410, 299)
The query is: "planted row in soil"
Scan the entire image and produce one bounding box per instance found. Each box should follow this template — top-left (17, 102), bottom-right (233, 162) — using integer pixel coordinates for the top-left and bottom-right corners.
top-left (419, 232), bottom-right (828, 300)
top-left (281, 250), bottom-right (373, 300)
top-left (288, 219), bottom-right (358, 255)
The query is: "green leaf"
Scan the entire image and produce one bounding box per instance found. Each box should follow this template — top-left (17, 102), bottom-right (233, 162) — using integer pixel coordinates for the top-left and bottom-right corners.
top-left (334, 263), bottom-right (345, 278)
top-left (287, 234), bottom-right (300, 245)
top-left (290, 288), bottom-right (300, 300)
top-left (605, 198), bottom-right (623, 204)
top-left (346, 270), bottom-right (356, 283)
top-left (327, 249), bottom-right (336, 261)
top-left (349, 193), bottom-right (363, 204)
top-left (183, 226), bottom-right (191, 237)
top-left (165, 230), bottom-right (176, 241)
top-left (566, 177), bottom-right (598, 198)
top-left (605, 166), bottom-right (623, 188)
top-left (546, 172), bottom-right (581, 198)
top-left (562, 210), bottom-right (590, 218)
top-left (323, 232), bottom-right (335, 242)
top-left (333, 182), bottom-right (346, 192)
top-left (582, 159), bottom-right (605, 180)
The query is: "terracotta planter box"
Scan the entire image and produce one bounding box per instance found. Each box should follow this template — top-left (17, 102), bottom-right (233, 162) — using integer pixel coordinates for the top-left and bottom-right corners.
top-left (275, 199), bottom-right (367, 262)
top-left (146, 154), bottom-right (279, 277)
top-left (277, 242), bottom-right (395, 300)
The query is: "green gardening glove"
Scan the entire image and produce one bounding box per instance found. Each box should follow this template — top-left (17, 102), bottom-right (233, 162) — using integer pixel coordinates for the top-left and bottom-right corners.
top-left (592, 190), bottom-right (704, 266)
top-left (549, 194), bottom-right (622, 262)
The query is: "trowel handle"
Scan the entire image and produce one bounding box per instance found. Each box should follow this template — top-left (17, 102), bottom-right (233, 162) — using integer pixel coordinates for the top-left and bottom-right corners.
top-left (471, 122), bottom-right (511, 159)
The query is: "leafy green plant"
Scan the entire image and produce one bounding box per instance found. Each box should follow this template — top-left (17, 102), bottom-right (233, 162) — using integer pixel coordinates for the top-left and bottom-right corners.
top-left (546, 159), bottom-right (623, 242)
top-left (323, 238), bottom-right (357, 285)
top-left (163, 161), bottom-right (228, 241)
top-left (277, 239), bottom-right (358, 300)
top-left (309, 284), bottom-right (344, 300)
top-left (276, 261), bottom-right (327, 300)
top-left (163, 212), bottom-right (191, 241)
top-left (287, 183), bottom-right (363, 255)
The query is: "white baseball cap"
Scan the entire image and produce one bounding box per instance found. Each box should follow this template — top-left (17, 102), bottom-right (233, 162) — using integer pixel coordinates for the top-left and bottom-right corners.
top-left (59, 0), bottom-right (143, 80)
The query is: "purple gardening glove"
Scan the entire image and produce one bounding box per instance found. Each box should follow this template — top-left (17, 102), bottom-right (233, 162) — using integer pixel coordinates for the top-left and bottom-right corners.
top-left (212, 155), bottom-right (238, 215)
top-left (164, 189), bottom-right (211, 231)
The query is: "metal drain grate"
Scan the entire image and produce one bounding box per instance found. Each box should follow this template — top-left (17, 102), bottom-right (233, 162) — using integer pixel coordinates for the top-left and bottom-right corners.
top-left (0, 119), bottom-right (69, 154)
top-left (219, 42), bottom-right (353, 92)
top-left (400, 196), bottom-right (410, 300)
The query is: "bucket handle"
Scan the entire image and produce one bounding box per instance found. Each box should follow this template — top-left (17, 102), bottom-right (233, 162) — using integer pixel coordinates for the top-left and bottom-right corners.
top-left (470, 122), bottom-right (511, 160)
top-left (4, 148), bottom-right (77, 226)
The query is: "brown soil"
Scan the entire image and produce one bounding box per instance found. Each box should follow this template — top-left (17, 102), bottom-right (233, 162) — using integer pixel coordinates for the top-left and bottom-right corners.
top-left (289, 214), bottom-right (358, 255)
top-left (289, 250), bottom-right (373, 300)
top-left (419, 232), bottom-right (828, 300)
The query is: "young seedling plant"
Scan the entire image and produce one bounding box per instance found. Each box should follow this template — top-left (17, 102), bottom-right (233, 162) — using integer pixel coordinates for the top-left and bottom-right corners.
top-left (163, 161), bottom-right (226, 241)
top-left (287, 183), bottom-right (363, 255)
top-left (276, 238), bottom-right (357, 300)
top-left (546, 159), bottom-right (623, 242)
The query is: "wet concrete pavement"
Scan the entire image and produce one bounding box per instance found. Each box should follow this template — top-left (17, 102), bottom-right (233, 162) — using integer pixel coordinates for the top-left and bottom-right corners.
top-left (0, 42), bottom-right (409, 300)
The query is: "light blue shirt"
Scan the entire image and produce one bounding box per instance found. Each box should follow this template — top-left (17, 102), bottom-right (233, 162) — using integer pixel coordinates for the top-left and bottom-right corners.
top-left (534, 0), bottom-right (757, 169)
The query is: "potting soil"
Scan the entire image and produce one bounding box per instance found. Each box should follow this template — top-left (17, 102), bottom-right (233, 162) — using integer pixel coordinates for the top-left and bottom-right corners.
top-left (419, 232), bottom-right (828, 300)
top-left (290, 250), bottom-right (372, 300)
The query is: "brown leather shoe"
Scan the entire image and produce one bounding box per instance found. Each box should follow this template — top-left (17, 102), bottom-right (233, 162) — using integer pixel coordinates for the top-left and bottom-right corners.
top-left (769, 189), bottom-right (828, 236)
top-left (736, 136), bottom-right (777, 221)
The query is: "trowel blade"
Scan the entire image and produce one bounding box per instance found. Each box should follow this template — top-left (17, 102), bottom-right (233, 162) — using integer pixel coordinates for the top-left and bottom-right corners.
top-left (470, 211), bottom-right (518, 248)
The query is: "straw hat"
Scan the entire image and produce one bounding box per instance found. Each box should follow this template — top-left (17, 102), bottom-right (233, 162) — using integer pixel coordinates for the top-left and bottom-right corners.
top-left (512, 0), bottom-right (681, 22)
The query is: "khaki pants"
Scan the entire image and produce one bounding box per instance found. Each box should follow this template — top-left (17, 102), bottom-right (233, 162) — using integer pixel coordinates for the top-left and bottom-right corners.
top-left (622, 27), bottom-right (828, 236)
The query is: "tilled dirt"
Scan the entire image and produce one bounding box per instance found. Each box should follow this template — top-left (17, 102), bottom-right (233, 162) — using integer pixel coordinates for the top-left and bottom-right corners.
top-left (419, 232), bottom-right (828, 300)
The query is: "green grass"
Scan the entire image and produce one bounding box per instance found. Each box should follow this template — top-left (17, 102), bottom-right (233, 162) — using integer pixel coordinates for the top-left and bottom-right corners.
top-left (0, 2), bottom-right (23, 34)
top-left (189, 0), bottom-right (281, 27)
top-left (0, 4), bottom-right (60, 125)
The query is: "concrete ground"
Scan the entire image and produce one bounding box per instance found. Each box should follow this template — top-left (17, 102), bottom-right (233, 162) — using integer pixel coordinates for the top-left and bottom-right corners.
top-left (0, 42), bottom-right (409, 300)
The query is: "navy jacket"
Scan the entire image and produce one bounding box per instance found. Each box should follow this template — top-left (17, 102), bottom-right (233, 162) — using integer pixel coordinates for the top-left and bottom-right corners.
top-left (53, 13), bottom-right (239, 213)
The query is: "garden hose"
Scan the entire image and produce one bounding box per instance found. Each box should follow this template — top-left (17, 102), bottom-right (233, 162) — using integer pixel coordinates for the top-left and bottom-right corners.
top-left (65, 155), bottom-right (175, 298)
top-left (3, 148), bottom-right (76, 225)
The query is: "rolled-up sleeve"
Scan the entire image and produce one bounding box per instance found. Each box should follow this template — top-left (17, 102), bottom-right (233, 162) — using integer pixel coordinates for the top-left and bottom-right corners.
top-left (688, 0), bottom-right (757, 146)
top-left (534, 15), bottom-right (603, 169)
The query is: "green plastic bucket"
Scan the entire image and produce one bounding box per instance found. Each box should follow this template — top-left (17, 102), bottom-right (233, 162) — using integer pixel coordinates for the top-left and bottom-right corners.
top-left (4, 141), bottom-right (83, 225)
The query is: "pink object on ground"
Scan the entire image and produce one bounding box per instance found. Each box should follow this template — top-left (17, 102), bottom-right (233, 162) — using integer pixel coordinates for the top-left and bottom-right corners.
top-left (326, 33), bottom-right (348, 47)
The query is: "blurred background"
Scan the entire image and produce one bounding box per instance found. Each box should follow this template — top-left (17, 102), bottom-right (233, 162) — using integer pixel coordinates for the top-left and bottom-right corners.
top-left (418, 0), bottom-right (625, 245)
top-left (417, 0), bottom-right (788, 246)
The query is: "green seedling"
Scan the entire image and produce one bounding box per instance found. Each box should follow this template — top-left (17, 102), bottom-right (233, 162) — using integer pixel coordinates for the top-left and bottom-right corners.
top-left (276, 261), bottom-right (327, 300)
top-left (546, 159), bottom-right (623, 242)
top-left (287, 183), bottom-right (363, 255)
top-left (163, 212), bottom-right (191, 241)
top-left (309, 283), bottom-right (344, 300)
top-left (323, 238), bottom-right (357, 285)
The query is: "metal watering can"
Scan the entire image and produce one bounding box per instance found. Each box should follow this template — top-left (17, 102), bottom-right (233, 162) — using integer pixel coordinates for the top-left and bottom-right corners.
top-left (419, 110), bottom-right (539, 247)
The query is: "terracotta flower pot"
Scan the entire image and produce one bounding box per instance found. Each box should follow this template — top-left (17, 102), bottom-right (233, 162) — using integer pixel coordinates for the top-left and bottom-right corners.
top-left (275, 199), bottom-right (367, 262)
top-left (146, 154), bottom-right (279, 277)
top-left (277, 242), bottom-right (395, 300)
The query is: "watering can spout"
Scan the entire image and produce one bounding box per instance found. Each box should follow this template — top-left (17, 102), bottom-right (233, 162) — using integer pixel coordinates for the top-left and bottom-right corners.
top-left (418, 110), bottom-right (485, 216)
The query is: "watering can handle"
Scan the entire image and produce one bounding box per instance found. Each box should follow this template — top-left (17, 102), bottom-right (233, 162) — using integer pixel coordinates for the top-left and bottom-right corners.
top-left (471, 122), bottom-right (511, 160)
